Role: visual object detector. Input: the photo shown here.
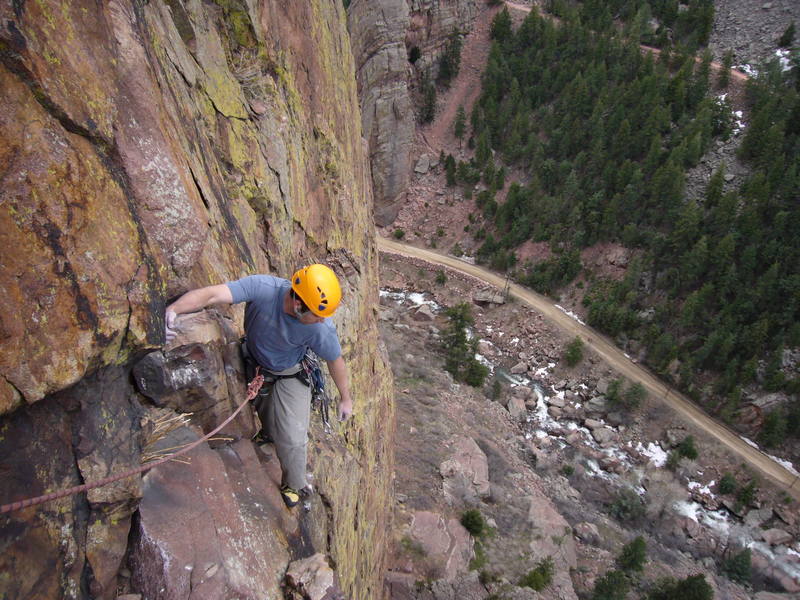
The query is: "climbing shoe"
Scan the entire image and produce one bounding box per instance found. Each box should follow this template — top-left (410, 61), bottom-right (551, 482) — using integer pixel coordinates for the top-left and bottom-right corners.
top-left (252, 429), bottom-right (273, 445)
top-left (280, 485), bottom-right (301, 508)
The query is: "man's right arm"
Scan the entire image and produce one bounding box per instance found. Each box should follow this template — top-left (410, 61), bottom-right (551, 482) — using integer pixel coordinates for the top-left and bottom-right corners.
top-left (165, 284), bottom-right (234, 342)
top-left (167, 284), bottom-right (234, 315)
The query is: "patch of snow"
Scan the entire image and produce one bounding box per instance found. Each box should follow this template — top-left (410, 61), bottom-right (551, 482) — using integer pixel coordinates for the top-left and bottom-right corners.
top-left (732, 110), bottom-right (746, 134)
top-left (738, 63), bottom-right (758, 77)
top-left (776, 48), bottom-right (792, 72)
top-left (475, 352), bottom-right (494, 372)
top-left (740, 436), bottom-right (759, 449)
top-left (699, 508), bottom-right (731, 535)
top-left (674, 500), bottom-right (699, 522)
top-left (688, 480), bottom-right (714, 496)
top-left (379, 289), bottom-right (441, 310)
top-left (637, 441), bottom-right (668, 467)
top-left (768, 454), bottom-right (800, 477)
top-left (555, 304), bottom-right (586, 325)
top-left (510, 337), bottom-right (520, 345)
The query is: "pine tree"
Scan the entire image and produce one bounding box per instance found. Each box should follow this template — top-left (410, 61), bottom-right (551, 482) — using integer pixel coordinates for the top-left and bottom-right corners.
top-left (778, 22), bottom-right (796, 48)
top-left (617, 536), bottom-right (647, 572)
top-left (491, 7), bottom-right (513, 43)
top-left (454, 105), bottom-right (466, 143)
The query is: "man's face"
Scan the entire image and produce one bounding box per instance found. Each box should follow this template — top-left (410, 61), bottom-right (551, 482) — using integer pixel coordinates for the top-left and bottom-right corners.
top-left (294, 297), bottom-right (325, 324)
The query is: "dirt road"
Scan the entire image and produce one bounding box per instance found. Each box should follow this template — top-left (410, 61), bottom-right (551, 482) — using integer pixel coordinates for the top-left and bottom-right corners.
top-left (378, 236), bottom-right (800, 501)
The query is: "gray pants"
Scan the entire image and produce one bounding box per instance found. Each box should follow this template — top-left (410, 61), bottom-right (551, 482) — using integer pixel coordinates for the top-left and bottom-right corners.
top-left (253, 365), bottom-right (311, 491)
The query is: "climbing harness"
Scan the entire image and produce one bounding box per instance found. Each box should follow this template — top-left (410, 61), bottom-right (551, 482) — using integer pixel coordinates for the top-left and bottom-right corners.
top-left (0, 370), bottom-right (265, 516)
top-left (241, 339), bottom-right (332, 433)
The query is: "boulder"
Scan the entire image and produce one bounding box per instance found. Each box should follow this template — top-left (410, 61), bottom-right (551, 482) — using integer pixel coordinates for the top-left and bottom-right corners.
top-left (384, 571), bottom-right (416, 600)
top-left (440, 436), bottom-right (491, 503)
top-left (665, 428), bottom-right (687, 448)
top-left (130, 433), bottom-right (291, 600)
top-left (591, 428), bottom-right (617, 445)
top-left (473, 289), bottom-right (505, 305)
top-left (409, 512), bottom-right (472, 581)
top-left (744, 507), bottom-right (774, 528)
top-left (585, 397), bottom-right (608, 415)
top-left (133, 313), bottom-right (256, 442)
top-left (526, 494), bottom-right (579, 599)
top-left (510, 361), bottom-right (528, 375)
top-left (285, 553), bottom-right (344, 600)
top-left (574, 522), bottom-right (600, 543)
top-left (413, 304), bottom-right (436, 322)
top-left (584, 419), bottom-right (605, 430)
top-left (761, 528), bottom-right (793, 546)
top-left (428, 571), bottom-right (486, 600)
top-left (507, 396), bottom-right (527, 420)
top-left (414, 154), bottom-right (431, 174)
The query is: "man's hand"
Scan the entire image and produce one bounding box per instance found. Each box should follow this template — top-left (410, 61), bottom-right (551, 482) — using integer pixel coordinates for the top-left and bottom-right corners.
top-left (337, 397), bottom-right (353, 422)
top-left (165, 310), bottom-right (178, 343)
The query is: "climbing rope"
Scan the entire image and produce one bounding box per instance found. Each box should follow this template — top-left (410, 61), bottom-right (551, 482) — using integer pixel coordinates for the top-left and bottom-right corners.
top-left (0, 371), bottom-right (265, 515)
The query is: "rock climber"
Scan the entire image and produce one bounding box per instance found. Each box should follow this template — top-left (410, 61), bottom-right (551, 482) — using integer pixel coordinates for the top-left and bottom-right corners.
top-left (164, 264), bottom-right (353, 508)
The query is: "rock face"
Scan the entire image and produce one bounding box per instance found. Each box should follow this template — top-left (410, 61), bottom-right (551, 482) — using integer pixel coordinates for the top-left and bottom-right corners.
top-left (348, 0), bottom-right (414, 226)
top-left (348, 0), bottom-right (478, 225)
top-left (0, 1), bottom-right (393, 599)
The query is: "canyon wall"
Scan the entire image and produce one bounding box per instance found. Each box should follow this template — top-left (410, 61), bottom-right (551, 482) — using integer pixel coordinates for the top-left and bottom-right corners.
top-left (348, 0), bottom-right (477, 225)
top-left (0, 1), bottom-right (393, 598)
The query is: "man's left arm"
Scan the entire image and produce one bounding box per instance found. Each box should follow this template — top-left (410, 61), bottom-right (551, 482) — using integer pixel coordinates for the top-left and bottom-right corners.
top-left (326, 356), bottom-right (353, 421)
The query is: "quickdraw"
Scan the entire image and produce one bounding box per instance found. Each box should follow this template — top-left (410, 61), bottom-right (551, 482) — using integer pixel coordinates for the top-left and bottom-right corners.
top-left (301, 350), bottom-right (332, 434)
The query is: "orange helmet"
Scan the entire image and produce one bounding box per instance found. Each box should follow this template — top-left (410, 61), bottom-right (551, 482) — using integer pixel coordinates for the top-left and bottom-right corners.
top-left (291, 264), bottom-right (342, 317)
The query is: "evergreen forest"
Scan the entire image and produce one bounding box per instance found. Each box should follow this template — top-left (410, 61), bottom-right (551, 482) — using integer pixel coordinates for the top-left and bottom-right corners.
top-left (450, 3), bottom-right (800, 441)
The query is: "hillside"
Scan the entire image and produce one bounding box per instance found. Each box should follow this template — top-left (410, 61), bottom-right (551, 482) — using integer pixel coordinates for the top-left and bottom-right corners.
top-left (375, 0), bottom-right (800, 597)
top-left (382, 0), bottom-right (800, 469)
top-left (379, 251), bottom-right (799, 598)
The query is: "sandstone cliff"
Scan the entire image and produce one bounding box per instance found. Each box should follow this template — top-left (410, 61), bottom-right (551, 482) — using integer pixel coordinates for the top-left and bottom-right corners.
top-left (348, 0), bottom-right (477, 226)
top-left (0, 1), bottom-right (393, 599)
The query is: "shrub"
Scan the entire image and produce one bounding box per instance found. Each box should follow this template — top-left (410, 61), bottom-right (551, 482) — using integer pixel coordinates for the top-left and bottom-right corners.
top-left (592, 569), bottom-right (629, 600)
top-left (646, 574), bottom-right (713, 600)
top-left (461, 509), bottom-right (485, 536)
top-left (736, 479), bottom-right (758, 508)
top-left (608, 488), bottom-right (646, 523)
top-left (519, 557), bottom-right (554, 591)
top-left (677, 435), bottom-right (698, 460)
top-left (778, 21), bottom-right (795, 48)
top-left (393, 228), bottom-right (405, 240)
top-left (623, 382), bottom-right (646, 409)
top-left (564, 336), bottom-right (584, 366)
top-left (469, 540), bottom-right (487, 570)
top-left (435, 270), bottom-right (447, 285)
top-left (606, 378), bottom-right (623, 402)
top-left (665, 450), bottom-right (681, 471)
top-left (617, 536), bottom-right (647, 572)
top-left (409, 46), bottom-right (421, 63)
top-left (722, 548), bottom-right (751, 583)
top-left (562, 464), bottom-right (575, 476)
top-left (718, 472), bottom-right (736, 494)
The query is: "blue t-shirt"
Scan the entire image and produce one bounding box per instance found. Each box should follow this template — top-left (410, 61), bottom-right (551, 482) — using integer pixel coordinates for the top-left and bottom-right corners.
top-left (226, 275), bottom-right (342, 372)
